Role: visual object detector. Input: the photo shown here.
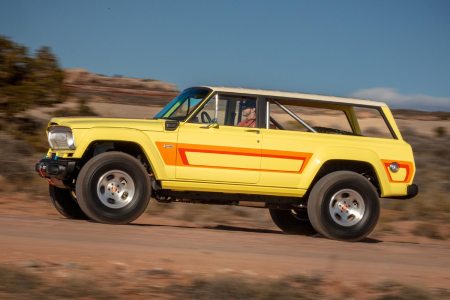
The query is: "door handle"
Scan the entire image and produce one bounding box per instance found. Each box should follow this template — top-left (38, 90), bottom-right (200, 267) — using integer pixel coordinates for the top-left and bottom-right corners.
top-left (245, 129), bottom-right (260, 134)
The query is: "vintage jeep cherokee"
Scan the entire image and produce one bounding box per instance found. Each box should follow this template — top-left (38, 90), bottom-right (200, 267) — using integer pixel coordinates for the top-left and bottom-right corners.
top-left (36, 86), bottom-right (418, 241)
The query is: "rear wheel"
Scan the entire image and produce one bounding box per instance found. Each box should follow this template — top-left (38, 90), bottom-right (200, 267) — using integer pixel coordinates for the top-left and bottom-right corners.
top-left (269, 208), bottom-right (317, 235)
top-left (49, 185), bottom-right (89, 220)
top-left (75, 152), bottom-right (151, 224)
top-left (307, 171), bottom-right (380, 242)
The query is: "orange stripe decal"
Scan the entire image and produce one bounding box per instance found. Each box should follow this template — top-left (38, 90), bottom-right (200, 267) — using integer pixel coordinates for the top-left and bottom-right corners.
top-left (262, 149), bottom-right (312, 173)
top-left (156, 142), bottom-right (177, 165)
top-left (157, 142), bottom-right (312, 174)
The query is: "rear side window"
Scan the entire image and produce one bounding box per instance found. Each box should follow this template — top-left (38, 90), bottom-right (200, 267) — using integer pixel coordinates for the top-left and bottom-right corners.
top-left (353, 107), bottom-right (394, 139)
top-left (268, 100), bottom-right (353, 134)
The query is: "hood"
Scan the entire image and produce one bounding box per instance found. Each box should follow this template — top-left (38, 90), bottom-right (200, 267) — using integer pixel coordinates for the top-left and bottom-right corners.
top-left (48, 117), bottom-right (166, 132)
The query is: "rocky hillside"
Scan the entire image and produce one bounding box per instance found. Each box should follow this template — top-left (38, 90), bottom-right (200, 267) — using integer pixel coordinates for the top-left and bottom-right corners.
top-left (64, 68), bottom-right (179, 106)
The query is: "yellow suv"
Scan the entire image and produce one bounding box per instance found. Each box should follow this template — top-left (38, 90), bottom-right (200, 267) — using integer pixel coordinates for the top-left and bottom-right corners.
top-left (36, 86), bottom-right (418, 241)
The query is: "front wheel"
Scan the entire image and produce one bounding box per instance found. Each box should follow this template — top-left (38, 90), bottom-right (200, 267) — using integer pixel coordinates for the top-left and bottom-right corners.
top-left (49, 185), bottom-right (89, 220)
top-left (307, 171), bottom-right (380, 242)
top-left (75, 152), bottom-right (151, 224)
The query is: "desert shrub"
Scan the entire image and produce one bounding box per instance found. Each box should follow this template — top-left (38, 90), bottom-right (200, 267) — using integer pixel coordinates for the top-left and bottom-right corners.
top-left (0, 265), bottom-right (41, 294)
top-left (14, 116), bottom-right (41, 135)
top-left (77, 96), bottom-right (98, 116)
top-left (0, 264), bottom-right (115, 299)
top-left (169, 275), bottom-right (322, 300)
top-left (0, 130), bottom-right (50, 194)
top-left (3, 116), bottom-right (48, 152)
top-left (52, 108), bottom-right (74, 117)
top-left (376, 220), bottom-right (397, 234)
top-left (374, 281), bottom-right (437, 300)
top-left (411, 222), bottom-right (445, 240)
top-left (53, 96), bottom-right (98, 117)
top-left (433, 126), bottom-right (446, 138)
top-left (0, 133), bottom-right (34, 180)
top-left (42, 277), bottom-right (115, 300)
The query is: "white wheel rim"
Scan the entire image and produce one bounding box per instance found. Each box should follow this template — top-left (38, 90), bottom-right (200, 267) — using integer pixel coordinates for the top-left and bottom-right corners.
top-left (329, 189), bottom-right (365, 227)
top-left (96, 170), bottom-right (135, 209)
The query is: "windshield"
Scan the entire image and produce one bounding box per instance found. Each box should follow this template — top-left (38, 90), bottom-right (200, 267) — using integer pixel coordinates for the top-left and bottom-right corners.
top-left (154, 87), bottom-right (211, 120)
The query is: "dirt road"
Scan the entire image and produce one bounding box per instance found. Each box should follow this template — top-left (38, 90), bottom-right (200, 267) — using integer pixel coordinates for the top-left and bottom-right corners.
top-left (1, 197), bottom-right (449, 293)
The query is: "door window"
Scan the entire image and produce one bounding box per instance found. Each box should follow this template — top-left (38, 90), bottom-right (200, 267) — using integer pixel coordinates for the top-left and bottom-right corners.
top-left (190, 94), bottom-right (257, 127)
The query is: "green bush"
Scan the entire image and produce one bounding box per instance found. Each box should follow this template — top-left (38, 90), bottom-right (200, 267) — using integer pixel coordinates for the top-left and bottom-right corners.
top-left (0, 36), bottom-right (66, 115)
top-left (434, 126), bottom-right (446, 138)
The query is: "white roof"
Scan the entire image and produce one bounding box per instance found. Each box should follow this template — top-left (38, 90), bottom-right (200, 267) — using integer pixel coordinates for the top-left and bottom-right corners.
top-left (204, 86), bottom-right (387, 107)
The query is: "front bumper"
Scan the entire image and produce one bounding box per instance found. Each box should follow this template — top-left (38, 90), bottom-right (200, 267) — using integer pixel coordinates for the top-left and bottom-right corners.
top-left (35, 158), bottom-right (77, 188)
top-left (387, 184), bottom-right (419, 200)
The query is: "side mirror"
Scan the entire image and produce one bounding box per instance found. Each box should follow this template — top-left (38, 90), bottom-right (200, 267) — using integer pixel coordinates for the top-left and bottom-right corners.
top-left (165, 120), bottom-right (179, 131)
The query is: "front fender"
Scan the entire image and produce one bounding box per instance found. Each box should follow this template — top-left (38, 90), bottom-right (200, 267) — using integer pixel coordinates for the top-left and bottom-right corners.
top-left (72, 127), bottom-right (169, 180)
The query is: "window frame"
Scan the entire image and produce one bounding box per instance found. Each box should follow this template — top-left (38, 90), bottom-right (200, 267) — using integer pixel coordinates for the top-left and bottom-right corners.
top-left (262, 96), bottom-right (398, 139)
top-left (179, 90), bottom-right (398, 139)
top-left (185, 92), bottom-right (261, 128)
top-left (154, 87), bottom-right (212, 121)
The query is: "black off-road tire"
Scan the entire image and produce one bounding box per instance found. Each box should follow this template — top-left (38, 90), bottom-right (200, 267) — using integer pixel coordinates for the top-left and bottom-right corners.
top-left (307, 171), bottom-right (380, 242)
top-left (75, 152), bottom-right (151, 224)
top-left (269, 208), bottom-right (317, 235)
top-left (49, 185), bottom-right (89, 220)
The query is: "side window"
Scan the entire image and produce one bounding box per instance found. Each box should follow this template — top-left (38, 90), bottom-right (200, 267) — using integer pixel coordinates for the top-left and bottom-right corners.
top-left (268, 101), bottom-right (309, 132)
top-left (190, 94), bottom-right (257, 127)
top-left (268, 100), bottom-right (353, 134)
top-left (189, 95), bottom-right (216, 124)
top-left (353, 107), bottom-right (394, 139)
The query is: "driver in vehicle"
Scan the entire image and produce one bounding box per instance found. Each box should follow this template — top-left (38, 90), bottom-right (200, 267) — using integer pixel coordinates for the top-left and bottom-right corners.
top-left (238, 100), bottom-right (257, 127)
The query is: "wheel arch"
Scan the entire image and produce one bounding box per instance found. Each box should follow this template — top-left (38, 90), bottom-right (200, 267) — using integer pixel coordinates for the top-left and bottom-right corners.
top-left (80, 140), bottom-right (155, 176)
top-left (72, 127), bottom-right (169, 180)
top-left (307, 159), bottom-right (381, 197)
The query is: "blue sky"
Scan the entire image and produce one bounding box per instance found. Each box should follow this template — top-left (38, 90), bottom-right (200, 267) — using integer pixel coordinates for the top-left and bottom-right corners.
top-left (1, 0), bottom-right (450, 111)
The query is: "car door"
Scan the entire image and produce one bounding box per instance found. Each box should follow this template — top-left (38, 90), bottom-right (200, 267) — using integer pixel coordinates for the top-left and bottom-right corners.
top-left (175, 93), bottom-right (262, 184)
top-left (258, 99), bottom-right (314, 189)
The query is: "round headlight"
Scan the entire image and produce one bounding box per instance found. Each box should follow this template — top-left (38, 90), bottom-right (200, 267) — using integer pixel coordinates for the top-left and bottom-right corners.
top-left (48, 126), bottom-right (76, 150)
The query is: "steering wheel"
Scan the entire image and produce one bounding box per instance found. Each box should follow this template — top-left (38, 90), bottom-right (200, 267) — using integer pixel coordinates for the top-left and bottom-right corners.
top-left (201, 111), bottom-right (212, 123)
